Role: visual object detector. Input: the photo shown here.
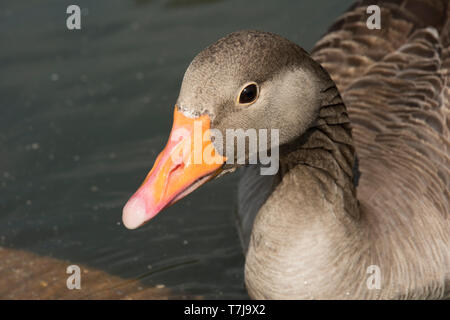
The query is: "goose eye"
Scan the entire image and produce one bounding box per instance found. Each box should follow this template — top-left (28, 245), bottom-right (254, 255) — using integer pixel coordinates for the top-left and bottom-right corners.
top-left (238, 83), bottom-right (259, 105)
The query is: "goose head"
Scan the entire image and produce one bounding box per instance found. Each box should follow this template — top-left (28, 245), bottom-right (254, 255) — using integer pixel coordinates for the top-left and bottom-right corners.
top-left (122, 30), bottom-right (333, 229)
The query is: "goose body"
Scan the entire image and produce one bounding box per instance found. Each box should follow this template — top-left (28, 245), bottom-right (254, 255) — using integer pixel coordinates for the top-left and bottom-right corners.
top-left (124, 0), bottom-right (450, 299)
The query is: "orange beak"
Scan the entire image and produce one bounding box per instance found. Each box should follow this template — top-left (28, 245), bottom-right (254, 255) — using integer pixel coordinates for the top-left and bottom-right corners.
top-left (122, 107), bottom-right (226, 229)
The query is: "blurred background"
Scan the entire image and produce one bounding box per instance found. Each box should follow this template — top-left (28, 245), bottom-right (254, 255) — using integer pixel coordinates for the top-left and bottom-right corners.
top-left (0, 0), bottom-right (353, 299)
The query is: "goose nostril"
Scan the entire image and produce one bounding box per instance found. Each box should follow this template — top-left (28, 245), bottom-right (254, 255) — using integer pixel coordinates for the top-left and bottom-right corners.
top-left (169, 162), bottom-right (184, 175)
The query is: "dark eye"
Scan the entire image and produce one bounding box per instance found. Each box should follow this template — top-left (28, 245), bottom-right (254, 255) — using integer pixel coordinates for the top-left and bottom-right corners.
top-left (238, 83), bottom-right (259, 105)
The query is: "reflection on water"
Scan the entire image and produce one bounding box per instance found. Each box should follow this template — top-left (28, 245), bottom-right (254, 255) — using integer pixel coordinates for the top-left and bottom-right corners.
top-left (135, 0), bottom-right (224, 8)
top-left (165, 0), bottom-right (224, 8)
top-left (134, 0), bottom-right (154, 6)
top-left (0, 0), bottom-right (353, 299)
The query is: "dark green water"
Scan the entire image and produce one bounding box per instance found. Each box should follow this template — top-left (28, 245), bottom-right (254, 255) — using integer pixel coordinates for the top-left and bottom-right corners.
top-left (0, 0), bottom-right (353, 298)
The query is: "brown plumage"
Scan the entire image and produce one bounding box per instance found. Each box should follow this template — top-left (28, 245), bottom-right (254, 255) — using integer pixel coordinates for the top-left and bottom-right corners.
top-left (239, 0), bottom-right (449, 299)
top-left (312, 0), bottom-right (450, 298)
top-left (124, 0), bottom-right (450, 299)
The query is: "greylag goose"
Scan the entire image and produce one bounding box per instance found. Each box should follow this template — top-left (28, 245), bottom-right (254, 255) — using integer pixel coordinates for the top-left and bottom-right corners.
top-left (123, 0), bottom-right (450, 299)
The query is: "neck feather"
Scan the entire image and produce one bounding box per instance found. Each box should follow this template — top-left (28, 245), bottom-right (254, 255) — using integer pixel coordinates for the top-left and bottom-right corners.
top-left (279, 85), bottom-right (360, 220)
top-left (245, 85), bottom-right (376, 299)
